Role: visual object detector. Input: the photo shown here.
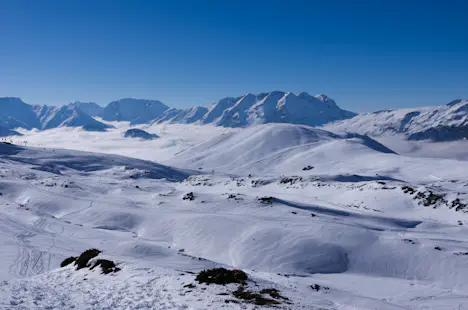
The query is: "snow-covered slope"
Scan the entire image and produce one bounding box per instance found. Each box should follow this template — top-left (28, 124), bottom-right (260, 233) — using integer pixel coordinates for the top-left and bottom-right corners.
top-left (101, 98), bottom-right (169, 124)
top-left (0, 98), bottom-right (111, 132)
top-left (69, 101), bottom-right (103, 117)
top-left (156, 106), bottom-right (209, 124)
top-left (155, 92), bottom-right (356, 128)
top-left (168, 123), bottom-right (395, 175)
top-left (40, 105), bottom-right (113, 131)
top-left (1, 138), bottom-right (468, 309)
top-left (324, 99), bottom-right (468, 141)
top-left (0, 97), bottom-right (41, 130)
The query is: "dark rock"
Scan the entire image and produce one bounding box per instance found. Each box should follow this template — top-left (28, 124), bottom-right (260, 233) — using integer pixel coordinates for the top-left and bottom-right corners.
top-left (195, 268), bottom-right (248, 285)
top-left (90, 259), bottom-right (120, 274)
top-left (310, 284), bottom-right (329, 291)
top-left (257, 196), bottom-right (273, 204)
top-left (60, 256), bottom-right (76, 267)
top-left (75, 249), bottom-right (101, 270)
top-left (232, 287), bottom-right (280, 306)
top-left (183, 192), bottom-right (195, 201)
top-left (259, 288), bottom-right (289, 300)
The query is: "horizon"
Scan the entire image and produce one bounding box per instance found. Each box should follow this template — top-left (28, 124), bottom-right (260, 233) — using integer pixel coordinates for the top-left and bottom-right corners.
top-left (1, 0), bottom-right (467, 112)
top-left (2, 91), bottom-right (466, 114)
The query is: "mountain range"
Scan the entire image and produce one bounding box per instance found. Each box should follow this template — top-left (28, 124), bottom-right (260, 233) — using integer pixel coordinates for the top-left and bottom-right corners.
top-left (0, 92), bottom-right (355, 134)
top-left (155, 91), bottom-right (356, 127)
top-left (0, 94), bottom-right (467, 141)
top-left (323, 99), bottom-right (468, 141)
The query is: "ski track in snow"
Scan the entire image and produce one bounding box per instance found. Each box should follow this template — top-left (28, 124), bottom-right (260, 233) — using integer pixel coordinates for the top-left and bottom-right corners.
top-left (1, 123), bottom-right (468, 309)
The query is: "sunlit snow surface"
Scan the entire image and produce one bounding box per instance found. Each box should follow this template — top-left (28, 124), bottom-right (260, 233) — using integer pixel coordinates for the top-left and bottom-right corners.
top-left (1, 122), bottom-right (468, 309)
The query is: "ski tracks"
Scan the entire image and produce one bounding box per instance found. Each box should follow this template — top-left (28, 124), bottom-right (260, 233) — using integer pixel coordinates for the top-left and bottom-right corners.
top-left (9, 218), bottom-right (55, 279)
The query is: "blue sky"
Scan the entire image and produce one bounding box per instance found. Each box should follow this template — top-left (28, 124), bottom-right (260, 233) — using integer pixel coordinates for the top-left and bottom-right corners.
top-left (1, 0), bottom-right (467, 112)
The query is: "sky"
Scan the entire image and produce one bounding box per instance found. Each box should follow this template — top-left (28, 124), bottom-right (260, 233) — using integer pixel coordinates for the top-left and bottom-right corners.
top-left (0, 0), bottom-right (467, 112)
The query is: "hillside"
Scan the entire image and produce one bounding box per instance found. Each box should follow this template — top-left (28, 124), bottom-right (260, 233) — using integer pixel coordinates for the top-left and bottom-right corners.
top-left (324, 99), bottom-right (468, 141)
top-left (1, 139), bottom-right (468, 309)
top-left (167, 123), bottom-right (397, 175)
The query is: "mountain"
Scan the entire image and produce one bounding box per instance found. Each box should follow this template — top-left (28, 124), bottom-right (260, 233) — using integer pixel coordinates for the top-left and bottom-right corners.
top-left (0, 98), bottom-right (112, 132)
top-left (0, 93), bottom-right (355, 131)
top-left (155, 106), bottom-right (209, 124)
top-left (154, 91), bottom-right (356, 128)
top-left (167, 123), bottom-right (395, 174)
top-left (0, 97), bottom-right (41, 129)
top-left (199, 96), bottom-right (241, 124)
top-left (40, 104), bottom-right (113, 131)
top-left (69, 101), bottom-right (103, 117)
top-left (101, 98), bottom-right (169, 124)
top-left (323, 99), bottom-right (468, 141)
top-left (124, 128), bottom-right (159, 140)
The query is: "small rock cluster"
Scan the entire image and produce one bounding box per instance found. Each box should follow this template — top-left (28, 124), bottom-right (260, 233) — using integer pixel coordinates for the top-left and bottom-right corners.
top-left (60, 249), bottom-right (120, 275)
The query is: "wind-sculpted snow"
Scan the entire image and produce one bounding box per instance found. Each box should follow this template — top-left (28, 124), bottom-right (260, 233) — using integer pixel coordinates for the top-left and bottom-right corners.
top-left (0, 142), bottom-right (189, 181)
top-left (1, 123), bottom-right (468, 308)
top-left (324, 99), bottom-right (468, 141)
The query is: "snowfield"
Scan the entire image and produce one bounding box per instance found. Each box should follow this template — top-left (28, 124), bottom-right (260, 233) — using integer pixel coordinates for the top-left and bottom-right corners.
top-left (323, 99), bottom-right (468, 142)
top-left (1, 123), bottom-right (468, 309)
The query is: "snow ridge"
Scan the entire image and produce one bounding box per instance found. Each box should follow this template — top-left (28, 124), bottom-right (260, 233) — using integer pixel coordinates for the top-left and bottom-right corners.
top-left (324, 99), bottom-right (468, 141)
top-left (154, 91), bottom-right (356, 127)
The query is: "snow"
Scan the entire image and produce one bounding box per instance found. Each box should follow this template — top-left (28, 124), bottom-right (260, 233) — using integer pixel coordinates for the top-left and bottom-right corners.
top-left (69, 102), bottom-right (103, 117)
top-left (324, 99), bottom-right (468, 141)
top-left (0, 98), bottom-right (111, 132)
top-left (1, 122), bottom-right (468, 309)
top-left (100, 99), bottom-right (169, 124)
top-left (40, 105), bottom-right (112, 131)
top-left (14, 123), bottom-right (236, 162)
top-left (153, 91), bottom-right (355, 128)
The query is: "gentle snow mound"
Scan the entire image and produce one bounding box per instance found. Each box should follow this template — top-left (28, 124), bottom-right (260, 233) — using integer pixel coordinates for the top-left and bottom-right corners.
top-left (167, 123), bottom-right (395, 174)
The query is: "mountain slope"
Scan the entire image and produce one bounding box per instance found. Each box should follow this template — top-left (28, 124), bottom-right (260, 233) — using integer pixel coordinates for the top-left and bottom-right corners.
top-left (156, 91), bottom-right (356, 128)
top-left (324, 99), bottom-right (468, 141)
top-left (101, 98), bottom-right (169, 124)
top-left (167, 123), bottom-right (394, 174)
top-left (40, 105), bottom-right (113, 131)
top-left (155, 106), bottom-right (209, 124)
top-left (0, 97), bottom-right (42, 129)
top-left (69, 101), bottom-right (103, 117)
top-left (0, 98), bottom-right (112, 132)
